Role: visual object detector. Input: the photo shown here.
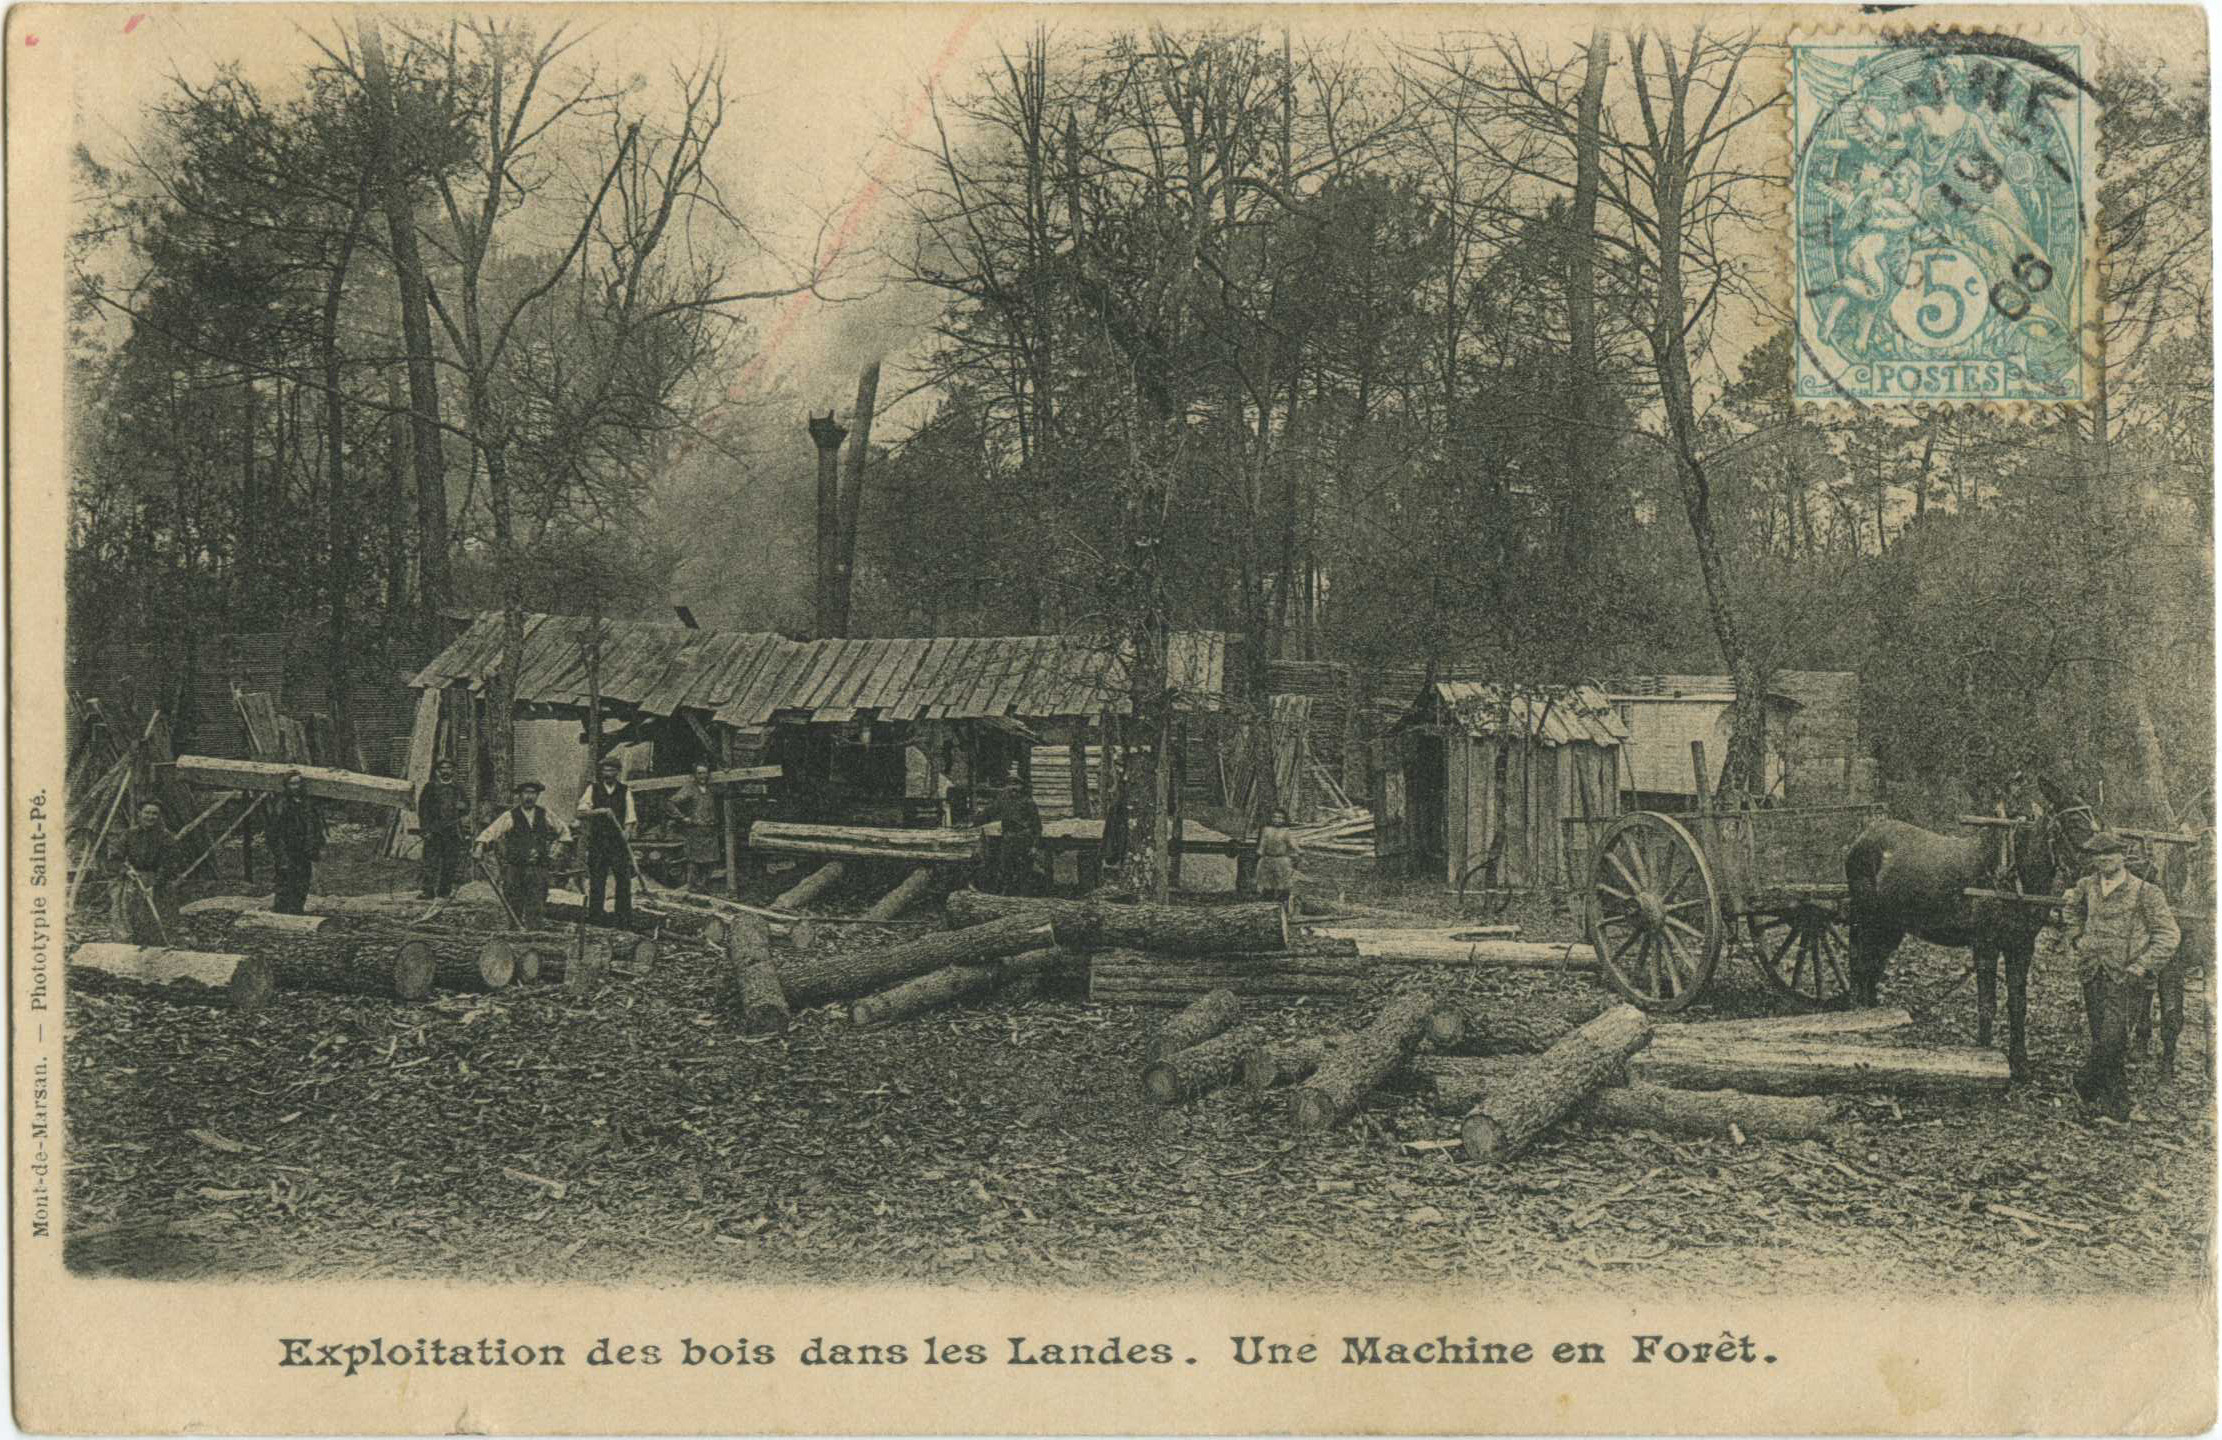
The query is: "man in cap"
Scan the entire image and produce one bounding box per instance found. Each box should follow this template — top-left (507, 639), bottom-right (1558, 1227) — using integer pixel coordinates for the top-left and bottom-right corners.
top-left (475, 780), bottom-right (569, 930)
top-left (416, 758), bottom-right (467, 900)
top-left (577, 756), bottom-right (638, 926)
top-left (991, 765), bottom-right (1042, 896)
top-left (268, 770), bottom-right (325, 915)
top-left (2066, 830), bottom-right (2180, 1120)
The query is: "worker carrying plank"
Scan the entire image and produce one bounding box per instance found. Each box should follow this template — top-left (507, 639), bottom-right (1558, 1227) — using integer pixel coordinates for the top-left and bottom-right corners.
top-left (267, 770), bottom-right (325, 915)
top-left (108, 800), bottom-right (181, 945)
top-left (576, 756), bottom-right (638, 927)
top-left (475, 781), bottom-right (569, 930)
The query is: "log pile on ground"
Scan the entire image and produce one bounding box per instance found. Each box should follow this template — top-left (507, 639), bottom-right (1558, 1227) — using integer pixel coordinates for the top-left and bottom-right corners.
top-left (850, 947), bottom-right (1074, 1028)
top-left (779, 913), bottom-right (1059, 1009)
top-left (864, 868), bottom-right (935, 922)
top-left (1425, 994), bottom-right (1606, 1054)
top-left (1459, 1005), bottom-right (1654, 1163)
top-left (1407, 1057), bottom-right (1843, 1141)
top-left (68, 944), bottom-right (276, 1010)
top-left (1290, 984), bottom-right (1443, 1132)
top-left (1146, 989), bottom-right (1244, 1061)
top-left (1320, 933), bottom-right (1597, 971)
top-left (1089, 942), bottom-right (1365, 1006)
top-left (773, 862), bottom-right (845, 912)
top-left (1242, 1036), bottom-right (1334, 1093)
top-left (753, 821), bottom-right (984, 865)
top-left (1142, 1023), bottom-right (1268, 1105)
top-left (944, 890), bottom-right (1288, 955)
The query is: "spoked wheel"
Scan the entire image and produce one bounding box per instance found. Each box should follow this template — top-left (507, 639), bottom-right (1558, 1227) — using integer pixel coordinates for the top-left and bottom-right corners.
top-left (1749, 903), bottom-right (1855, 1009)
top-left (1587, 811), bottom-right (1721, 1012)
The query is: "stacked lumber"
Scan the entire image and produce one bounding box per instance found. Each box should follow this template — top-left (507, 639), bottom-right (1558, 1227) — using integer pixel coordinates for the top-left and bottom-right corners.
top-left (174, 755), bottom-right (414, 808)
top-left (751, 821), bottom-right (983, 865)
top-left (945, 890), bottom-right (1289, 954)
top-left (1293, 808), bottom-right (1374, 857)
top-left (68, 944), bottom-right (277, 1010)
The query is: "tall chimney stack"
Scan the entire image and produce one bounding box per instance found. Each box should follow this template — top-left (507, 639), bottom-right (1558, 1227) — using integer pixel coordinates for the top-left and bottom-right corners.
top-left (807, 412), bottom-right (849, 638)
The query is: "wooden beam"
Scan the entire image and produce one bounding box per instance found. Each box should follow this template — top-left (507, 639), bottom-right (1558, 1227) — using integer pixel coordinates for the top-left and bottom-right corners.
top-left (626, 764), bottom-right (783, 794)
top-left (175, 756), bottom-right (413, 808)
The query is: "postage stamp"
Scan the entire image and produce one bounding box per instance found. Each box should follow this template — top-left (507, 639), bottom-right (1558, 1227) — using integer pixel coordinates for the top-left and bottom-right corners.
top-left (1791, 34), bottom-right (2097, 407)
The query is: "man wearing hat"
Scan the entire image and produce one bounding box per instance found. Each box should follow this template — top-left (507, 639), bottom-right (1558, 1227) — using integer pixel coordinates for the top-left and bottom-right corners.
top-left (268, 770), bottom-right (325, 915)
top-left (475, 781), bottom-right (570, 930)
top-left (2066, 829), bottom-right (2180, 1120)
top-left (577, 756), bottom-right (639, 927)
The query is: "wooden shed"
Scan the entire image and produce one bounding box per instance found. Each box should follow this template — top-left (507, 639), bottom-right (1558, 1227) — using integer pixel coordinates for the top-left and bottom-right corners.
top-left (1380, 682), bottom-right (1626, 893)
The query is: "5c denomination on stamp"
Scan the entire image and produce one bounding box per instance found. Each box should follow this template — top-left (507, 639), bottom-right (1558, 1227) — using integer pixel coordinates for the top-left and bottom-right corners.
top-left (1792, 33), bottom-right (2096, 407)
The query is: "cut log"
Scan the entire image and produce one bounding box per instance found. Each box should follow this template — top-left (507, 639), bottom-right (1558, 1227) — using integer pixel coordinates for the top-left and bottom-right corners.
top-left (1426, 995), bottom-right (1608, 1055)
top-left (1290, 985), bottom-right (1442, 1132)
top-left (232, 910), bottom-right (331, 933)
top-left (945, 890), bottom-right (1289, 955)
top-left (864, 867), bottom-right (935, 922)
top-left (1143, 1023), bottom-right (1269, 1105)
top-left (270, 936), bottom-right (465, 1000)
top-left (1090, 947), bottom-right (1366, 1006)
top-left (173, 755), bottom-right (414, 808)
top-left (1241, 1036), bottom-right (1336, 1093)
top-left (1312, 925), bottom-right (1521, 945)
top-left (733, 960), bottom-right (792, 1034)
top-left (1146, 989), bottom-right (1244, 1062)
top-left (1459, 1004), bottom-right (1654, 1163)
top-left (68, 944), bottom-right (276, 1010)
top-left (441, 938), bottom-right (514, 991)
top-left (773, 861), bottom-right (845, 912)
top-left (752, 820), bottom-right (983, 864)
top-left (849, 949), bottom-right (1074, 1028)
top-left (1344, 936), bottom-right (1597, 971)
top-left (778, 913), bottom-right (1059, 1008)
top-left (1630, 1034), bottom-right (2011, 1098)
top-left (535, 939), bottom-right (614, 992)
top-left (620, 935), bottom-right (659, 972)
top-left (1676, 1008), bottom-right (1916, 1042)
top-left (1578, 1083), bottom-right (1843, 1141)
top-left (726, 911), bottom-right (773, 967)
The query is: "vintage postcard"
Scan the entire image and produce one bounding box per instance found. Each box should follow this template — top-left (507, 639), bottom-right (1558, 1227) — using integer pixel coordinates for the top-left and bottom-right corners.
top-left (9, 2), bottom-right (2216, 1433)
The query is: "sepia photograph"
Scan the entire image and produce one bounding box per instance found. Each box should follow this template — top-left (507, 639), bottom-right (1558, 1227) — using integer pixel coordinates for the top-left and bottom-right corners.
top-left (9, 1), bottom-right (2216, 1431)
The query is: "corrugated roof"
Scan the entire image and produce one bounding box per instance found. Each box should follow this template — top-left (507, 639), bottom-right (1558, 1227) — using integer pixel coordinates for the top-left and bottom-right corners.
top-left (412, 613), bottom-right (1237, 725)
top-left (1429, 682), bottom-right (1628, 747)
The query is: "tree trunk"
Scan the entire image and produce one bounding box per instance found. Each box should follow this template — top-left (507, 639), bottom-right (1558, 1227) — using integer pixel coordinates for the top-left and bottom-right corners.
top-left (731, 958), bottom-right (792, 1033)
top-left (234, 911), bottom-right (330, 934)
top-left (1142, 1022), bottom-right (1268, 1105)
top-left (356, 18), bottom-right (449, 611)
top-left (1290, 985), bottom-right (1441, 1132)
top-left (943, 890), bottom-right (1289, 954)
top-left (863, 867), bottom-right (934, 922)
top-left (383, 367), bottom-right (409, 609)
top-left (849, 947), bottom-right (1071, 1028)
top-left (1631, 1034), bottom-right (2013, 1097)
top-left (833, 361), bottom-right (881, 635)
top-left (1241, 1036), bottom-right (1334, 1092)
top-left (1145, 988), bottom-right (1244, 1061)
top-left (779, 914), bottom-right (1058, 1008)
top-left (1425, 994), bottom-right (1606, 1054)
top-left (321, 185), bottom-right (366, 771)
top-left (1413, 1057), bottom-right (1842, 1140)
top-left (1088, 945), bottom-right (1366, 1006)
top-left (271, 935), bottom-right (458, 999)
top-left (1558, 26), bottom-right (1609, 581)
top-left (808, 414), bottom-right (847, 637)
top-left (68, 944), bottom-right (275, 1010)
top-left (774, 861), bottom-right (844, 911)
top-left (1458, 1003), bottom-right (1653, 1162)
top-left (1332, 935), bottom-right (1597, 971)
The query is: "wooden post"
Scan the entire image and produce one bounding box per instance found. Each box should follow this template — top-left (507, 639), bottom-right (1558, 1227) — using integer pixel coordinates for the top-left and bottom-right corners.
top-left (1069, 734), bottom-right (1092, 819)
top-left (1689, 739), bottom-right (1710, 805)
top-left (722, 730), bottom-right (741, 899)
top-left (1168, 722), bottom-right (1186, 891)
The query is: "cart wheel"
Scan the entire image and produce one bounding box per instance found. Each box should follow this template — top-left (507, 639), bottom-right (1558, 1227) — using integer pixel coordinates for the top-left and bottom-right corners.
top-left (1748, 903), bottom-right (1855, 1009)
top-left (1588, 812), bottom-right (1721, 1012)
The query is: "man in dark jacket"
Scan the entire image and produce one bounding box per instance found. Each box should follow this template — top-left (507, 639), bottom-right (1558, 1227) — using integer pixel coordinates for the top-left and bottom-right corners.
top-left (109, 800), bottom-right (180, 945)
top-left (268, 771), bottom-right (324, 915)
top-left (576, 757), bottom-right (638, 927)
top-left (993, 771), bottom-right (1043, 896)
top-left (475, 781), bottom-right (569, 930)
top-left (2068, 830), bottom-right (2181, 1120)
top-left (417, 759), bottom-right (467, 900)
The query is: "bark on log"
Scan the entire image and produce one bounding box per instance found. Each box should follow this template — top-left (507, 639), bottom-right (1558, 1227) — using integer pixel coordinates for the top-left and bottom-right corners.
top-left (864, 867), bottom-right (935, 922)
top-left (1146, 989), bottom-right (1244, 1062)
top-left (752, 821), bottom-right (982, 864)
top-left (1090, 948), bottom-right (1366, 1005)
top-left (1343, 936), bottom-right (1597, 971)
top-left (234, 910), bottom-right (330, 933)
top-left (1426, 995), bottom-right (1607, 1054)
top-left (1242, 1036), bottom-right (1335, 1093)
top-left (778, 914), bottom-right (1058, 1008)
top-left (274, 936), bottom-right (460, 1000)
top-left (1143, 1023), bottom-right (1269, 1104)
top-left (945, 890), bottom-right (1289, 955)
top-left (848, 949), bottom-right (1073, 1028)
top-left (1630, 1034), bottom-right (2011, 1097)
top-left (774, 861), bottom-right (845, 912)
top-left (1290, 986), bottom-right (1442, 1132)
top-left (1459, 1005), bottom-right (1654, 1163)
top-left (1411, 1059), bottom-right (1844, 1141)
top-left (68, 944), bottom-right (276, 1010)
top-left (1681, 1009), bottom-right (1916, 1042)
top-left (725, 911), bottom-right (773, 966)
top-left (733, 960), bottom-right (792, 1034)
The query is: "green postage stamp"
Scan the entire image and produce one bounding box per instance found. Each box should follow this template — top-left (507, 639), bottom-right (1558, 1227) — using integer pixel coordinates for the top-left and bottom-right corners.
top-left (1792, 34), bottom-right (2096, 407)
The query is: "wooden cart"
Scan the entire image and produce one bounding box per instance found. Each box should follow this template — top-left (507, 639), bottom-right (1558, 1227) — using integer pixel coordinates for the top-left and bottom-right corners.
top-left (1565, 802), bottom-right (1885, 1012)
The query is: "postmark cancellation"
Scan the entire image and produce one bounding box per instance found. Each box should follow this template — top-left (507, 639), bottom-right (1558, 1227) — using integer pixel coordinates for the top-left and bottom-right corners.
top-left (1791, 30), bottom-right (2098, 409)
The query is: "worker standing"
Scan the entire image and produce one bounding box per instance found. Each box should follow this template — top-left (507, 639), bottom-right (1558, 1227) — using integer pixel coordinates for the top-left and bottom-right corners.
top-left (416, 759), bottom-right (467, 900)
top-left (577, 756), bottom-right (638, 927)
top-left (268, 771), bottom-right (324, 916)
top-left (1256, 808), bottom-right (1301, 919)
top-left (109, 800), bottom-right (180, 945)
top-left (475, 780), bottom-right (568, 930)
top-left (672, 762), bottom-right (721, 892)
top-left (993, 770), bottom-right (1043, 896)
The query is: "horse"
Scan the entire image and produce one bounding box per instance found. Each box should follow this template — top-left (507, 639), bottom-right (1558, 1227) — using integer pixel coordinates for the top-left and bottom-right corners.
top-left (1844, 775), bottom-right (2096, 1082)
